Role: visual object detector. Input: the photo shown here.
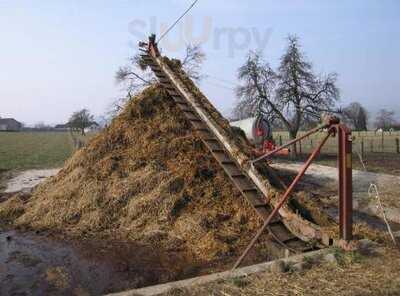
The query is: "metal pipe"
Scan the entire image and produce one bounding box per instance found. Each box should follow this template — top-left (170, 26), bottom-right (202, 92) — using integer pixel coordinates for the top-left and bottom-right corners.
top-left (337, 124), bottom-right (353, 241)
top-left (251, 124), bottom-right (329, 164)
top-left (232, 130), bottom-right (333, 270)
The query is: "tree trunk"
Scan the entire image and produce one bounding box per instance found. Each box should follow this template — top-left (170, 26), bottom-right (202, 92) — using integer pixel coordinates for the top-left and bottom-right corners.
top-left (81, 128), bottom-right (85, 136)
top-left (289, 130), bottom-right (298, 159)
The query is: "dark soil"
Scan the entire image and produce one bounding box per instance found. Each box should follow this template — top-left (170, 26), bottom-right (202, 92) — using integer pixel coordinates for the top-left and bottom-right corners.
top-left (0, 228), bottom-right (278, 295)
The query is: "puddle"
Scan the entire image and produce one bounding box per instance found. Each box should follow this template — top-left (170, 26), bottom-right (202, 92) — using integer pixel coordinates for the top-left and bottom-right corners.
top-left (0, 230), bottom-right (202, 295)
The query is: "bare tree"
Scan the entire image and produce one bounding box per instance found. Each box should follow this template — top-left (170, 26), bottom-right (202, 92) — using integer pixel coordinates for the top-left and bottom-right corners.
top-left (276, 36), bottom-right (339, 142)
top-left (235, 35), bottom-right (339, 157)
top-left (181, 44), bottom-right (206, 82)
top-left (111, 45), bottom-right (206, 119)
top-left (374, 109), bottom-right (396, 130)
top-left (342, 102), bottom-right (368, 131)
top-left (68, 109), bottom-right (95, 135)
top-left (115, 54), bottom-right (154, 93)
top-left (234, 51), bottom-right (277, 121)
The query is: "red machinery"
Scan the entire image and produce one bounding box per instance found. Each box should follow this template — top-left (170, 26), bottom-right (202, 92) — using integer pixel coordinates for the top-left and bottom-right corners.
top-left (230, 115), bottom-right (289, 156)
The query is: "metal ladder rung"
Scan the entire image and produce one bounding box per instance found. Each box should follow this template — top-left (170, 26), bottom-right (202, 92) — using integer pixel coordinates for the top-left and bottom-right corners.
top-left (155, 74), bottom-right (167, 80)
top-left (203, 137), bottom-right (220, 142)
top-left (223, 163), bottom-right (242, 176)
top-left (231, 174), bottom-right (246, 178)
top-left (194, 127), bottom-right (209, 132)
top-left (166, 89), bottom-right (179, 96)
top-left (269, 224), bottom-right (297, 242)
top-left (140, 56), bottom-right (152, 61)
top-left (152, 68), bottom-right (163, 73)
top-left (151, 67), bottom-right (163, 73)
top-left (235, 180), bottom-right (258, 191)
top-left (221, 161), bottom-right (236, 166)
top-left (176, 102), bottom-right (189, 107)
top-left (160, 83), bottom-right (173, 89)
top-left (188, 118), bottom-right (201, 123)
top-left (158, 78), bottom-right (170, 83)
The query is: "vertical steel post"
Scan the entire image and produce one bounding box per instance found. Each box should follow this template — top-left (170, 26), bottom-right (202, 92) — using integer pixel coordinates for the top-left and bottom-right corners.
top-left (337, 125), bottom-right (353, 241)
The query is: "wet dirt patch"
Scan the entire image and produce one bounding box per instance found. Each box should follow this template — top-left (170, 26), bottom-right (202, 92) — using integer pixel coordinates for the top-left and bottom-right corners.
top-left (0, 229), bottom-right (274, 295)
top-left (0, 230), bottom-right (193, 295)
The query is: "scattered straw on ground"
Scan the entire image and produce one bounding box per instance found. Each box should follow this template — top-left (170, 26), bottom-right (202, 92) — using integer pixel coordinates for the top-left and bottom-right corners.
top-left (165, 243), bottom-right (400, 296)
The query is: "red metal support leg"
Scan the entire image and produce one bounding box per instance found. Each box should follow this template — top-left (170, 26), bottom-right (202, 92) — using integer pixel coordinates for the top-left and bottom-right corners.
top-left (232, 130), bottom-right (333, 269)
top-left (337, 125), bottom-right (353, 241)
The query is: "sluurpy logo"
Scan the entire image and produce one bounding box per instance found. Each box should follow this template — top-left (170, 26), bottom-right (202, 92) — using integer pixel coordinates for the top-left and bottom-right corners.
top-left (129, 16), bottom-right (273, 58)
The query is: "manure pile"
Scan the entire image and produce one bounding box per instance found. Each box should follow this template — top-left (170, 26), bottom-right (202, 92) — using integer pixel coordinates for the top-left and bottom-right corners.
top-left (0, 86), bottom-right (269, 263)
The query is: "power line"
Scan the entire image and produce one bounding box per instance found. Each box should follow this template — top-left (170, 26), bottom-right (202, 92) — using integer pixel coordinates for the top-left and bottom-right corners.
top-left (203, 80), bottom-right (236, 91)
top-left (157, 0), bottom-right (200, 43)
top-left (206, 75), bottom-right (238, 87)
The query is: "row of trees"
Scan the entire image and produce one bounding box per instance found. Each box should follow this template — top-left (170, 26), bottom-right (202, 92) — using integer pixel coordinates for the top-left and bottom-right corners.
top-left (325, 103), bottom-right (398, 132)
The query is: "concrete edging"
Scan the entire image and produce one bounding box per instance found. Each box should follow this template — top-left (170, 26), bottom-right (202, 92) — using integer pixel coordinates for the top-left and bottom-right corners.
top-left (107, 248), bottom-right (333, 296)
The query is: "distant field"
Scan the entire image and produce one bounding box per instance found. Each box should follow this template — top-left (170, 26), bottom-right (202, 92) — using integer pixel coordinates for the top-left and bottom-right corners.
top-left (273, 130), bottom-right (400, 175)
top-left (273, 130), bottom-right (400, 155)
top-left (0, 132), bottom-right (75, 171)
top-left (0, 130), bottom-right (399, 175)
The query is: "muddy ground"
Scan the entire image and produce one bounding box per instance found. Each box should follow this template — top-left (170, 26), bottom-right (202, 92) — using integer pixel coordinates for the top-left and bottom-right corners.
top-left (0, 170), bottom-right (272, 294)
top-left (0, 227), bottom-right (276, 295)
top-left (0, 229), bottom-right (198, 295)
top-left (1, 163), bottom-right (400, 295)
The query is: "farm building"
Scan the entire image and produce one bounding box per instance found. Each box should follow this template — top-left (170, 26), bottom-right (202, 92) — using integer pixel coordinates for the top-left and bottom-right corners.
top-left (84, 122), bottom-right (100, 133)
top-left (54, 123), bottom-right (70, 131)
top-left (0, 118), bottom-right (22, 131)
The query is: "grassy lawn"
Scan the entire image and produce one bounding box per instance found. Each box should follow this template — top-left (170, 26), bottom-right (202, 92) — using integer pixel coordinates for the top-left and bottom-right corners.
top-left (0, 132), bottom-right (74, 171)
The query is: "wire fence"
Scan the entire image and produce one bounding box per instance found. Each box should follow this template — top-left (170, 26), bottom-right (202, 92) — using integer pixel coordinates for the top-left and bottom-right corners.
top-left (273, 130), bottom-right (400, 155)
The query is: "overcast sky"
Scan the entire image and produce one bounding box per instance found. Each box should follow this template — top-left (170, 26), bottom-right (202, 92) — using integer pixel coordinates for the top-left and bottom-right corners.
top-left (1, 0), bottom-right (399, 125)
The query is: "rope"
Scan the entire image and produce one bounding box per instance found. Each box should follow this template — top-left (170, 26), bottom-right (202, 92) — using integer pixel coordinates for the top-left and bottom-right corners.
top-left (356, 151), bottom-right (397, 245)
top-left (157, 0), bottom-right (200, 43)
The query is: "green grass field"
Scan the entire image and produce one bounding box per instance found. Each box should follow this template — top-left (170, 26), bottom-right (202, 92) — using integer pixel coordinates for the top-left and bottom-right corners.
top-left (0, 132), bottom-right (74, 171)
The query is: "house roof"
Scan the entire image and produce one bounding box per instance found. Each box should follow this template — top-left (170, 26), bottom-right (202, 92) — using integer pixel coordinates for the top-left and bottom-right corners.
top-left (55, 123), bottom-right (70, 128)
top-left (0, 118), bottom-right (21, 125)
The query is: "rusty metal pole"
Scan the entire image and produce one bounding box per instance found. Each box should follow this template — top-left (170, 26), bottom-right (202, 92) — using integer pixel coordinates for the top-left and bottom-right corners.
top-left (233, 130), bottom-right (333, 270)
top-left (337, 125), bottom-right (353, 241)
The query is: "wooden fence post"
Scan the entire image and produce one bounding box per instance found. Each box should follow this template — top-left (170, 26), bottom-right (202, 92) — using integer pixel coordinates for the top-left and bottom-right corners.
top-left (279, 135), bottom-right (283, 146)
top-left (381, 132), bottom-right (384, 152)
top-left (360, 137), bottom-right (365, 158)
top-left (370, 140), bottom-right (374, 153)
top-left (396, 138), bottom-right (400, 154)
